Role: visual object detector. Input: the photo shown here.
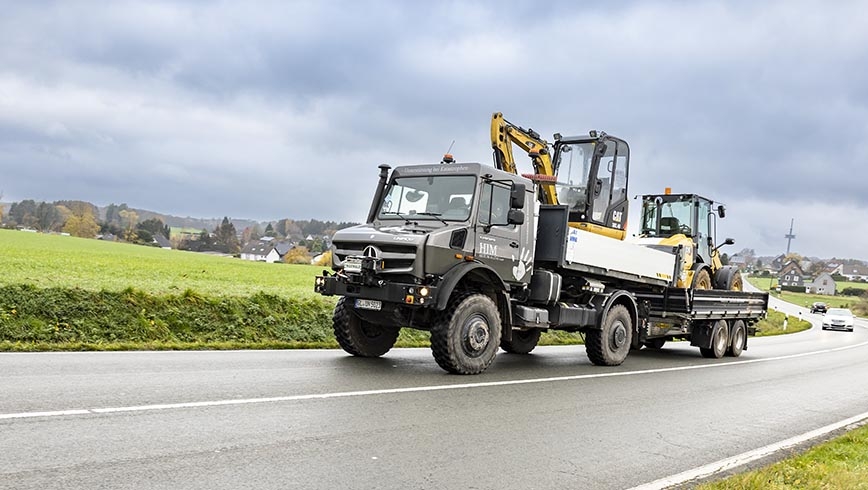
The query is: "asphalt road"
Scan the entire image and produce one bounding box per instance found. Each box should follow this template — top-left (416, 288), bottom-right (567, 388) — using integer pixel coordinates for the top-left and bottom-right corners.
top-left (3, 303), bottom-right (868, 489)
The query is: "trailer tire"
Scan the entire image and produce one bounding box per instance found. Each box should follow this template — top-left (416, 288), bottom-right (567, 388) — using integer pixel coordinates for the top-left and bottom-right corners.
top-left (586, 304), bottom-right (633, 366)
top-left (727, 320), bottom-right (746, 357)
top-left (431, 293), bottom-right (501, 374)
top-left (700, 320), bottom-right (728, 358)
top-left (501, 329), bottom-right (541, 355)
top-left (333, 297), bottom-right (400, 358)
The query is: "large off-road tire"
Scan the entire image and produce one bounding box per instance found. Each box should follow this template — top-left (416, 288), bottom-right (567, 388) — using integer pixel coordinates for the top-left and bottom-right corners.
top-left (333, 297), bottom-right (400, 358)
top-left (714, 267), bottom-right (743, 291)
top-left (500, 329), bottom-right (541, 355)
top-left (728, 271), bottom-right (743, 291)
top-left (700, 320), bottom-right (729, 358)
top-left (431, 293), bottom-right (502, 375)
top-left (586, 304), bottom-right (633, 366)
top-left (692, 268), bottom-right (712, 290)
top-left (727, 320), bottom-right (746, 357)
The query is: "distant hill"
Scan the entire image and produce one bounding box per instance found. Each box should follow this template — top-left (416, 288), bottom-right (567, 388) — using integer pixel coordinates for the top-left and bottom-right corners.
top-left (97, 205), bottom-right (262, 233)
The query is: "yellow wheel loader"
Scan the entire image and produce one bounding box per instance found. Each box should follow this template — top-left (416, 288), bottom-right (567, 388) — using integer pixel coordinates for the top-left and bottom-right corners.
top-left (636, 190), bottom-right (741, 291)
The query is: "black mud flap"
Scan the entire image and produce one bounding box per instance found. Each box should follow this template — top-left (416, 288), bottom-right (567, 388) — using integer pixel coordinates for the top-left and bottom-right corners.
top-left (690, 322), bottom-right (713, 349)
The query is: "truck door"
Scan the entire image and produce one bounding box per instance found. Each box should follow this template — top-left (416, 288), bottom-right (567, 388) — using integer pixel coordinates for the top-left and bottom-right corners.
top-left (475, 180), bottom-right (533, 285)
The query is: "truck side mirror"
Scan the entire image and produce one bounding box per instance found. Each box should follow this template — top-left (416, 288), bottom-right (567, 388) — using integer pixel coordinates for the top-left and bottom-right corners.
top-left (507, 209), bottom-right (525, 225)
top-left (510, 183), bottom-right (526, 209)
top-left (717, 205), bottom-right (726, 218)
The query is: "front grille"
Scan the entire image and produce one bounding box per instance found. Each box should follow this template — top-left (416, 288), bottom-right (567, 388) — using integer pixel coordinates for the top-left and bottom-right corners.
top-left (333, 241), bottom-right (417, 273)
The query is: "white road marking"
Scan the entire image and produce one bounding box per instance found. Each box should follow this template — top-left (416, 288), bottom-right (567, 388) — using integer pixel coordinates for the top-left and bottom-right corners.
top-left (2, 339), bottom-right (868, 421)
top-left (627, 410), bottom-right (868, 490)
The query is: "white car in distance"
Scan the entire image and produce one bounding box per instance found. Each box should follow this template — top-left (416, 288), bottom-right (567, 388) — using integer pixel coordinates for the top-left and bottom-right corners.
top-left (821, 308), bottom-right (855, 332)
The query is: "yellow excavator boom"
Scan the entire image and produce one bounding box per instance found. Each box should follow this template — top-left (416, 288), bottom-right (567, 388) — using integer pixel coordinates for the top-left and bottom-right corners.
top-left (490, 112), bottom-right (558, 205)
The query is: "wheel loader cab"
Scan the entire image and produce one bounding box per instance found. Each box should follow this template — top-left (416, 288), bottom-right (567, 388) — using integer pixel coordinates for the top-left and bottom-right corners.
top-left (639, 193), bottom-right (724, 267)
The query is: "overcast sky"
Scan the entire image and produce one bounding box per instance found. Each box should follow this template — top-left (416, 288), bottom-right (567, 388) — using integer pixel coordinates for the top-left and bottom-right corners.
top-left (1, 0), bottom-right (866, 260)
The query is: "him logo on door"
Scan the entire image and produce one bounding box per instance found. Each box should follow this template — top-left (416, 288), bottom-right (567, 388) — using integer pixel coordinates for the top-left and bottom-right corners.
top-left (479, 242), bottom-right (498, 256)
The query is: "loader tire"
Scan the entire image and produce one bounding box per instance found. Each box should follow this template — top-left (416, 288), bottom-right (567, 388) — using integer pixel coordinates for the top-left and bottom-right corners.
top-left (431, 292), bottom-right (501, 375)
top-left (333, 297), bottom-right (399, 358)
top-left (692, 269), bottom-right (712, 290)
top-left (586, 304), bottom-right (632, 366)
top-left (501, 329), bottom-right (541, 355)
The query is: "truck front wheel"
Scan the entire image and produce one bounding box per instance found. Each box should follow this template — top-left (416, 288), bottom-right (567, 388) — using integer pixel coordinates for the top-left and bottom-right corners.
top-left (333, 297), bottom-right (400, 357)
top-left (586, 304), bottom-right (633, 366)
top-left (501, 329), bottom-right (541, 355)
top-left (431, 293), bottom-right (502, 374)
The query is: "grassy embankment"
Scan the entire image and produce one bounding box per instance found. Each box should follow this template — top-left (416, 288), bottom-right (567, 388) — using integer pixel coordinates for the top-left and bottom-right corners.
top-left (698, 423), bottom-right (868, 489)
top-left (0, 229), bottom-right (583, 350)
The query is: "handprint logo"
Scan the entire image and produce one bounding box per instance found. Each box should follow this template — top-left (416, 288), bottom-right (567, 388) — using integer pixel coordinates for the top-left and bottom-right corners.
top-left (511, 248), bottom-right (533, 281)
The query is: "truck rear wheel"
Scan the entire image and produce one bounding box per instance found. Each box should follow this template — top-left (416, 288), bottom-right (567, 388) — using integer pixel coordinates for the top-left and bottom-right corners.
top-left (333, 297), bottom-right (400, 358)
top-left (431, 293), bottom-right (502, 374)
top-left (586, 304), bottom-right (633, 366)
top-left (500, 329), bottom-right (541, 355)
top-left (700, 320), bottom-right (728, 358)
top-left (727, 320), bottom-right (746, 357)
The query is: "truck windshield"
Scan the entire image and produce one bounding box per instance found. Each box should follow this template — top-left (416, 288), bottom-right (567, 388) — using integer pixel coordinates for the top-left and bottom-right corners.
top-left (641, 198), bottom-right (694, 237)
top-left (378, 175), bottom-right (476, 222)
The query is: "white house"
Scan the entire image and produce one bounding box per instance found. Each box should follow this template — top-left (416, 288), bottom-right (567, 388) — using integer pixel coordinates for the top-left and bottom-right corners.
top-left (806, 272), bottom-right (836, 296)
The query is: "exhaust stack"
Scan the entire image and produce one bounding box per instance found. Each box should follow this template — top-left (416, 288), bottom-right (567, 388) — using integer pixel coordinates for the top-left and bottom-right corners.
top-left (366, 164), bottom-right (391, 223)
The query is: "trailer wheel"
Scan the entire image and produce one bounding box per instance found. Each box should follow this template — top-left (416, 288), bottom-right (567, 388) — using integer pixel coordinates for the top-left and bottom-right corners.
top-left (727, 320), bottom-right (746, 357)
top-left (692, 269), bottom-right (712, 290)
top-left (700, 320), bottom-right (728, 358)
top-left (333, 297), bottom-right (399, 358)
top-left (431, 293), bottom-right (501, 374)
top-left (501, 329), bottom-right (541, 355)
top-left (586, 304), bottom-right (633, 366)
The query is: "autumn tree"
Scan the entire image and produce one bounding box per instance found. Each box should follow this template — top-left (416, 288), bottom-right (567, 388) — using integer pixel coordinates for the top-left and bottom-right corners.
top-left (118, 209), bottom-right (139, 242)
top-left (284, 246), bottom-right (311, 264)
top-left (62, 201), bottom-right (100, 238)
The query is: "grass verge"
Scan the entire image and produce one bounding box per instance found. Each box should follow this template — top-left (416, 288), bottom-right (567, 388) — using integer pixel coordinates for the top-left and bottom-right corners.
top-left (754, 310), bottom-right (812, 336)
top-left (698, 422), bottom-right (868, 489)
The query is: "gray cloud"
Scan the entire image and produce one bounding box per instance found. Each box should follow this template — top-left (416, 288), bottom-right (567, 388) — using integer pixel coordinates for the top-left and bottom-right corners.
top-left (1, 0), bottom-right (867, 259)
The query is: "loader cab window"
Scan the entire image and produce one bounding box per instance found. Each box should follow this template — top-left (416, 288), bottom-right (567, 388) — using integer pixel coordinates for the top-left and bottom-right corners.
top-left (696, 199), bottom-right (712, 262)
top-left (640, 196), bottom-right (694, 238)
top-left (378, 175), bottom-right (476, 222)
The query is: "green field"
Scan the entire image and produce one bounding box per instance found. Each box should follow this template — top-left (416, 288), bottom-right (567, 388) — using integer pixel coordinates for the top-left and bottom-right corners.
top-left (746, 276), bottom-right (865, 311)
top-left (0, 229), bottom-right (322, 298)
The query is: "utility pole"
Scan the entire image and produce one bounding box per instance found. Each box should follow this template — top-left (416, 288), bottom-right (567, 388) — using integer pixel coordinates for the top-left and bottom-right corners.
top-left (785, 218), bottom-right (796, 255)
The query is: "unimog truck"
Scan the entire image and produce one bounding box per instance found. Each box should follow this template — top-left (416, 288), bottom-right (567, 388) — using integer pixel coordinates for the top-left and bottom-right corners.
top-left (315, 134), bottom-right (768, 374)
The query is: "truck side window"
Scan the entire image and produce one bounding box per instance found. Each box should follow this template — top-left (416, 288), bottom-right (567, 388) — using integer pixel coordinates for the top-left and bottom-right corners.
top-left (478, 182), bottom-right (511, 226)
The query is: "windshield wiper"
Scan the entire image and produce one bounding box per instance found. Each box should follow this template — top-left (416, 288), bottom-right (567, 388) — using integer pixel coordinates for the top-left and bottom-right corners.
top-left (414, 212), bottom-right (449, 225)
top-left (381, 211), bottom-right (418, 225)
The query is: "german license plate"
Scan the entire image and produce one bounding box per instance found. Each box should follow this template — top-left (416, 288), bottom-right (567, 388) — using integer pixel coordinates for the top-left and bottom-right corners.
top-left (355, 299), bottom-right (382, 311)
top-left (344, 257), bottom-right (362, 273)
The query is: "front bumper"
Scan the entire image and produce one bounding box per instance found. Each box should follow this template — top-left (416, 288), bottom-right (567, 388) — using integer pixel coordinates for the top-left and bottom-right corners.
top-left (823, 323), bottom-right (853, 331)
top-left (314, 274), bottom-right (439, 308)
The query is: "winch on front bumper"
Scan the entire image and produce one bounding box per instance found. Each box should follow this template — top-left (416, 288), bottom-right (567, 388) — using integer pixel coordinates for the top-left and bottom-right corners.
top-left (314, 254), bottom-right (438, 309)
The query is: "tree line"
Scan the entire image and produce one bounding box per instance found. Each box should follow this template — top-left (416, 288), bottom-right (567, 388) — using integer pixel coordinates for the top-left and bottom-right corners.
top-left (1, 199), bottom-right (356, 256)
